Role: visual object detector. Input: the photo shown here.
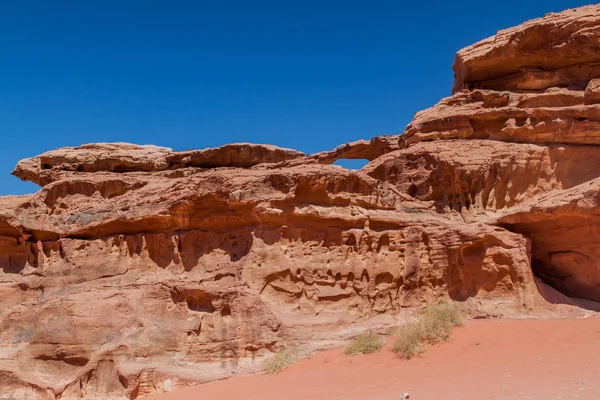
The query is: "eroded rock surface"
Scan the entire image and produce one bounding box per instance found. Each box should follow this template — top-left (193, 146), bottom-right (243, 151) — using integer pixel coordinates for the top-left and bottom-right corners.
top-left (1, 157), bottom-right (542, 399)
top-left (364, 139), bottom-right (600, 213)
top-left (2, 5), bottom-right (600, 399)
top-left (12, 143), bottom-right (305, 186)
top-left (404, 6), bottom-right (600, 147)
top-left (452, 5), bottom-right (600, 93)
top-left (498, 178), bottom-right (600, 302)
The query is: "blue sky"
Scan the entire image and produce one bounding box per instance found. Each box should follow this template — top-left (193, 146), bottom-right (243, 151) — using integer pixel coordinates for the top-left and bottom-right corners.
top-left (0, 0), bottom-right (591, 195)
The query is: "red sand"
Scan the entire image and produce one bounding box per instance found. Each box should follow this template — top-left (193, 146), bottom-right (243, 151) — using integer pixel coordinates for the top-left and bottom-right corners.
top-left (151, 316), bottom-right (600, 400)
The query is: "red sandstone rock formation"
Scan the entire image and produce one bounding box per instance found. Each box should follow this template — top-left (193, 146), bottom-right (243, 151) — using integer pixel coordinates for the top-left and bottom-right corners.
top-left (2, 5), bottom-right (600, 399)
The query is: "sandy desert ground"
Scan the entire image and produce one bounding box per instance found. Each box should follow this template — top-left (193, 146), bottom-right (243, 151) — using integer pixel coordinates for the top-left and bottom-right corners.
top-left (151, 316), bottom-right (600, 400)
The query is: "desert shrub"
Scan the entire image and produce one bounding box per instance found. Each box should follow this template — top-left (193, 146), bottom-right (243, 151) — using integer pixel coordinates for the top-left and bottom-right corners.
top-left (344, 331), bottom-right (385, 355)
top-left (420, 302), bottom-right (463, 344)
top-left (391, 302), bottom-right (463, 359)
top-left (262, 348), bottom-right (299, 374)
top-left (391, 322), bottom-right (425, 359)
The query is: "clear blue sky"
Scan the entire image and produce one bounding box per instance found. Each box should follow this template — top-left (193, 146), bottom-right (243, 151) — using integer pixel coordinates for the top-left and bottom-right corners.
top-left (0, 0), bottom-right (591, 195)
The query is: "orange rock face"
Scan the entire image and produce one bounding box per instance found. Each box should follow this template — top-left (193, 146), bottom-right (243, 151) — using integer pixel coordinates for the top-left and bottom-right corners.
top-left (2, 5), bottom-right (600, 399)
top-left (452, 5), bottom-right (600, 93)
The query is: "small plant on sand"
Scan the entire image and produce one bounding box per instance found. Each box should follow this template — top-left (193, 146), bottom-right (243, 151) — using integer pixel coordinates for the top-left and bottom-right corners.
top-left (344, 331), bottom-right (385, 355)
top-left (391, 322), bottom-right (424, 359)
top-left (262, 347), bottom-right (299, 375)
top-left (391, 302), bottom-right (463, 359)
top-left (420, 302), bottom-right (463, 344)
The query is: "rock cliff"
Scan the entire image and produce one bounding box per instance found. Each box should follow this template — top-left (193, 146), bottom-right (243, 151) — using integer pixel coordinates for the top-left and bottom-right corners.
top-left (2, 5), bottom-right (600, 399)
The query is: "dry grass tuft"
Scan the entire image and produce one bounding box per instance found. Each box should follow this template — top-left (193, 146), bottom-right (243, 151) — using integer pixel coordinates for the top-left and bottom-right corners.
top-left (344, 331), bottom-right (385, 355)
top-left (391, 322), bottom-right (425, 359)
top-left (421, 302), bottom-right (463, 343)
top-left (391, 302), bottom-right (463, 359)
top-left (262, 348), bottom-right (299, 374)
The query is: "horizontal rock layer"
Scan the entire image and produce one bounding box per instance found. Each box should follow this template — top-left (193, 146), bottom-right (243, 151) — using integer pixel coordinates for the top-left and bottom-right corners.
top-left (12, 143), bottom-right (306, 186)
top-left (453, 5), bottom-right (600, 93)
top-left (403, 89), bottom-right (600, 146)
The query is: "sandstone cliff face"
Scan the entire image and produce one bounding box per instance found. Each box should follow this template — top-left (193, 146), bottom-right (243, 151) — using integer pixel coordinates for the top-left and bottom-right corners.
top-left (2, 5), bottom-right (600, 399)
